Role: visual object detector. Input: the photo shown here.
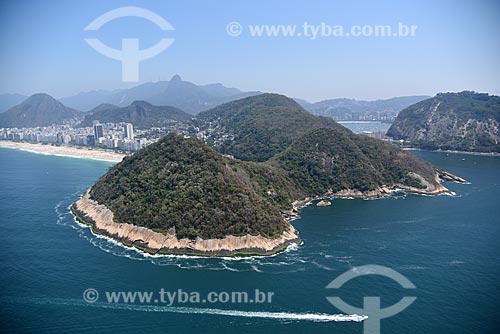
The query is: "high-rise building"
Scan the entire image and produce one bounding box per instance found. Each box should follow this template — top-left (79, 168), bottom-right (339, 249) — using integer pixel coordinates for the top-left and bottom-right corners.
top-left (86, 135), bottom-right (95, 146)
top-left (124, 123), bottom-right (134, 140)
top-left (93, 122), bottom-right (104, 143)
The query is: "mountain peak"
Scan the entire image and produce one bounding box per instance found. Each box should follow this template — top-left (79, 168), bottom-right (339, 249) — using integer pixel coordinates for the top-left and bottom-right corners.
top-left (19, 93), bottom-right (67, 110)
top-left (170, 74), bottom-right (182, 82)
top-left (197, 93), bottom-right (343, 161)
top-left (0, 93), bottom-right (79, 128)
top-left (130, 100), bottom-right (153, 107)
top-left (226, 93), bottom-right (305, 111)
top-left (25, 93), bottom-right (58, 103)
top-left (59, 77), bottom-right (259, 114)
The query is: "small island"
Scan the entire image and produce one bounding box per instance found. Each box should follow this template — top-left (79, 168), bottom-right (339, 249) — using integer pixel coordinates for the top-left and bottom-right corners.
top-left (72, 94), bottom-right (465, 257)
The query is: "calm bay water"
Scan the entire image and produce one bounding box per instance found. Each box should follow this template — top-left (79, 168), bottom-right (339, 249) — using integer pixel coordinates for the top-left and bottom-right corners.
top-left (0, 148), bottom-right (499, 333)
top-left (338, 121), bottom-right (392, 134)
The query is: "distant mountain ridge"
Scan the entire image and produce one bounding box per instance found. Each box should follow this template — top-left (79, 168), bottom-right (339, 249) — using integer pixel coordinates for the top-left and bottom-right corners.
top-left (4, 78), bottom-right (430, 122)
top-left (79, 101), bottom-right (192, 129)
top-left (296, 96), bottom-right (430, 121)
top-left (60, 75), bottom-right (261, 114)
top-left (0, 94), bottom-right (81, 128)
top-left (387, 91), bottom-right (500, 153)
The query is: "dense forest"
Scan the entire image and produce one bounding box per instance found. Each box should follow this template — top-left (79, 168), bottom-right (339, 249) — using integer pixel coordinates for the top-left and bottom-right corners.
top-left (90, 134), bottom-right (290, 239)
top-left (195, 94), bottom-right (346, 162)
top-left (89, 94), bottom-right (442, 240)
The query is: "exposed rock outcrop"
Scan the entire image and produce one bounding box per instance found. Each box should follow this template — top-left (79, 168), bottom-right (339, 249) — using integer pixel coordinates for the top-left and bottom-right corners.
top-left (387, 91), bottom-right (500, 153)
top-left (72, 190), bottom-right (301, 257)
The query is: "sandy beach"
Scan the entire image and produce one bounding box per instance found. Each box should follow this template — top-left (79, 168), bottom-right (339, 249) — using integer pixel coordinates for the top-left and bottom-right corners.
top-left (0, 141), bottom-right (127, 163)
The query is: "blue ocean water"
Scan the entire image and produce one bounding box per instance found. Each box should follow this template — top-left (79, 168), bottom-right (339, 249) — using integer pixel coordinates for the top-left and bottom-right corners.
top-left (0, 147), bottom-right (499, 333)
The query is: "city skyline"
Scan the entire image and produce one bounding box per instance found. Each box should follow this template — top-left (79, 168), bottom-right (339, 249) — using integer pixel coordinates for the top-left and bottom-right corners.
top-left (1, 120), bottom-right (152, 152)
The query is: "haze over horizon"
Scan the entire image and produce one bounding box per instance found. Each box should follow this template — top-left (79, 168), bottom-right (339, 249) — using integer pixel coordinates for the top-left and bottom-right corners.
top-left (1, 0), bottom-right (499, 102)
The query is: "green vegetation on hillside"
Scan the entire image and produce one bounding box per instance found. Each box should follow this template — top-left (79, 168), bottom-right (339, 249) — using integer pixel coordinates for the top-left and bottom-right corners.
top-left (436, 92), bottom-right (500, 121)
top-left (274, 128), bottom-right (434, 194)
top-left (79, 101), bottom-right (191, 129)
top-left (88, 94), bottom-right (443, 241)
top-left (387, 91), bottom-right (500, 153)
top-left (196, 93), bottom-right (346, 162)
top-left (90, 133), bottom-right (289, 239)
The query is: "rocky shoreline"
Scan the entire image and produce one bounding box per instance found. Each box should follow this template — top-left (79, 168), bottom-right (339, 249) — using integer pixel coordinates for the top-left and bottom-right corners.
top-left (72, 170), bottom-right (465, 257)
top-left (72, 190), bottom-right (301, 257)
top-left (284, 171), bottom-right (466, 220)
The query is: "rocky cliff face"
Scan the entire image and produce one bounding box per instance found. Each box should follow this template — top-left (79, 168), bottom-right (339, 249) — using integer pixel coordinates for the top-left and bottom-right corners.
top-left (387, 92), bottom-right (500, 153)
top-left (73, 190), bottom-right (301, 257)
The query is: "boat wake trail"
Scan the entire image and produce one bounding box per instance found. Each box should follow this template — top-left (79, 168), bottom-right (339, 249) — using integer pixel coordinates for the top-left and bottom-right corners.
top-left (3, 297), bottom-right (367, 323)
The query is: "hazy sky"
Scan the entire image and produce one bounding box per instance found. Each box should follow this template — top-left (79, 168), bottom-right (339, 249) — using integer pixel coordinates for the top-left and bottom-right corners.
top-left (1, 0), bottom-right (499, 101)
